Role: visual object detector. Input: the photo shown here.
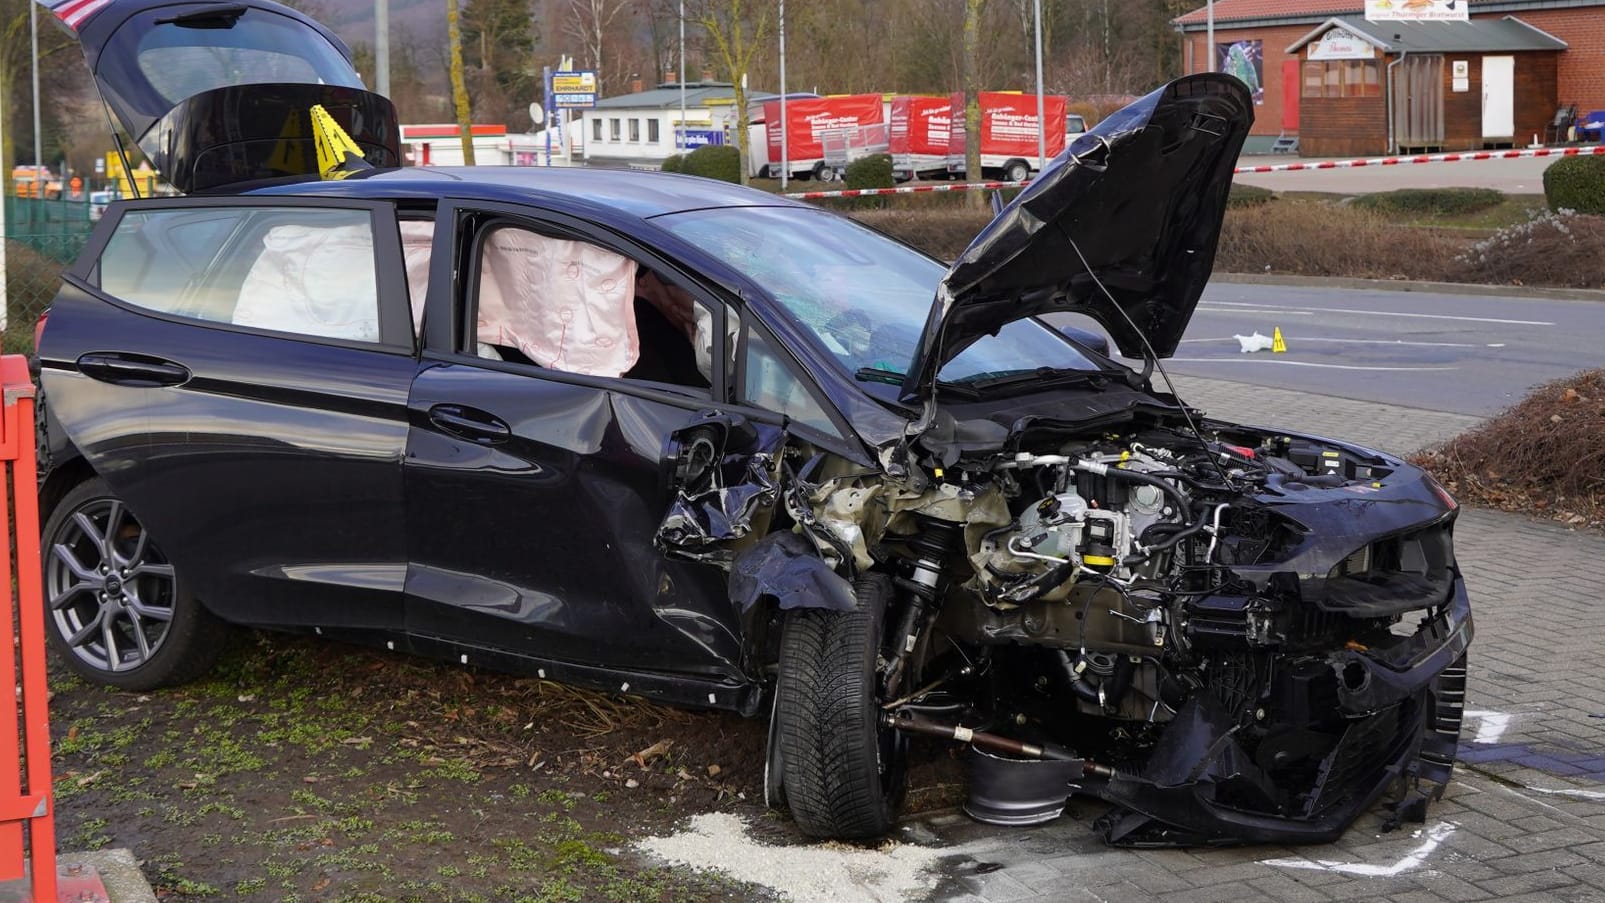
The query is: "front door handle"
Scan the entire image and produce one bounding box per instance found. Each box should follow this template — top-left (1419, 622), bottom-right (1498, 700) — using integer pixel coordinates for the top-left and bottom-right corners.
top-left (427, 404), bottom-right (512, 445)
top-left (76, 352), bottom-right (191, 387)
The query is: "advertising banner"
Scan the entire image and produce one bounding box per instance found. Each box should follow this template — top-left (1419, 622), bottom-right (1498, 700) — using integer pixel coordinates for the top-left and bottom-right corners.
top-left (890, 96), bottom-right (952, 155)
top-left (1218, 40), bottom-right (1265, 104)
top-left (551, 71), bottom-right (598, 108)
top-left (947, 92), bottom-right (1069, 159)
top-left (1365, 0), bottom-right (1469, 21)
top-left (1307, 27), bottom-right (1376, 60)
top-left (763, 94), bottom-right (884, 163)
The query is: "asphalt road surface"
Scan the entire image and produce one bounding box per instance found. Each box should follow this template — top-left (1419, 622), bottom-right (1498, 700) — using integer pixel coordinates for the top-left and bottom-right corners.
top-left (1233, 152), bottom-right (1559, 193)
top-left (1078, 281), bottom-right (1603, 417)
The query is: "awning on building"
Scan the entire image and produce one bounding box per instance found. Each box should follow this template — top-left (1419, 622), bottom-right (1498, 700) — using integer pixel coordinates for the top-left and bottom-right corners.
top-left (1287, 14), bottom-right (1568, 54)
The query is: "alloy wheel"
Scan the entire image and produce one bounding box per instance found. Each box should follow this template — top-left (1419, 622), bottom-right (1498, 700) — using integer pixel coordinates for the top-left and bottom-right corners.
top-left (45, 498), bottom-right (177, 673)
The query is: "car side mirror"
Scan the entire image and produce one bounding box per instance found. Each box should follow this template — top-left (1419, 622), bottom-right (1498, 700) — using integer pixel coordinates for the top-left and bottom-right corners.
top-left (1057, 324), bottom-right (1110, 357)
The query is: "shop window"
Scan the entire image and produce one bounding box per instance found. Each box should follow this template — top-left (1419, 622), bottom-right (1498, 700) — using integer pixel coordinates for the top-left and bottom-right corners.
top-left (1303, 61), bottom-right (1325, 98)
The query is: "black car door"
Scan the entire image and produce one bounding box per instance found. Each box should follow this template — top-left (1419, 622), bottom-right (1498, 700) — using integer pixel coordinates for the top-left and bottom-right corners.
top-left (403, 200), bottom-right (809, 697)
top-left (39, 197), bottom-right (418, 630)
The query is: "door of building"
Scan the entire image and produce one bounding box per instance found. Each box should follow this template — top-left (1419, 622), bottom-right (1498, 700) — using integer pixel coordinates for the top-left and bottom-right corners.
top-left (1482, 56), bottom-right (1516, 141)
top-left (1281, 59), bottom-right (1301, 132)
top-left (1393, 54), bottom-right (1445, 151)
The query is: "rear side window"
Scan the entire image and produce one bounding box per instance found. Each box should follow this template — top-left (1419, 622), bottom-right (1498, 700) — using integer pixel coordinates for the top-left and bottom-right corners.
top-left (97, 206), bottom-right (383, 343)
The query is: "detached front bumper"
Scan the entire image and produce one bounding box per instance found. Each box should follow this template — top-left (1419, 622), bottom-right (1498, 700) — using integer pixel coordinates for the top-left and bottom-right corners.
top-left (1083, 576), bottom-right (1473, 847)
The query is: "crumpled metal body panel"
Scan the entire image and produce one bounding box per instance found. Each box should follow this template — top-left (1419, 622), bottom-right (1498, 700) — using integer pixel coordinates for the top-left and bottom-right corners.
top-left (1082, 579), bottom-right (1473, 847)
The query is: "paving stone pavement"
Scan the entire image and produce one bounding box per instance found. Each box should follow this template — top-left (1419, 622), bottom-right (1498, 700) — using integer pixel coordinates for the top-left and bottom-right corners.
top-left (912, 377), bottom-right (1605, 902)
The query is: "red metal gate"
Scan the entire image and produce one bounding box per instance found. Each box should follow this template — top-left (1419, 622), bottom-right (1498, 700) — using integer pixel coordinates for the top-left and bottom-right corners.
top-left (0, 354), bottom-right (55, 903)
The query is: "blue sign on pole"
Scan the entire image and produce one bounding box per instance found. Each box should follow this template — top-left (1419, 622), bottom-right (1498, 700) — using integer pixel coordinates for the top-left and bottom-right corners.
top-left (680, 129), bottom-right (725, 149)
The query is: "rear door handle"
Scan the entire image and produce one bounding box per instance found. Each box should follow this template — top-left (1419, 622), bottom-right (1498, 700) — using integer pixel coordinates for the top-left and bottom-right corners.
top-left (76, 352), bottom-right (191, 387)
top-left (427, 404), bottom-right (512, 445)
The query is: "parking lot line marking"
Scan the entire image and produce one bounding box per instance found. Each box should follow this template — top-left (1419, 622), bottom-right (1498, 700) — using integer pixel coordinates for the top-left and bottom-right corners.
top-left (1464, 710), bottom-right (1513, 744)
top-left (1258, 821), bottom-right (1456, 877)
top-left (1529, 786), bottom-right (1605, 801)
top-left (1166, 358), bottom-right (1458, 372)
top-left (1199, 301), bottom-right (1555, 327)
top-left (1179, 337), bottom-right (1483, 348)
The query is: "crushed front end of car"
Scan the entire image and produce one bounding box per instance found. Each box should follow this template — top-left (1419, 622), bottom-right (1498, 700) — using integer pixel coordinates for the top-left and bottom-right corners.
top-left (653, 73), bottom-right (1473, 847)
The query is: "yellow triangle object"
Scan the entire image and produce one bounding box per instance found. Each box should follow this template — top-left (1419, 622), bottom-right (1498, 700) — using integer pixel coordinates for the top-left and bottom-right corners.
top-left (311, 104), bottom-right (370, 180)
top-left (1272, 326), bottom-right (1287, 354)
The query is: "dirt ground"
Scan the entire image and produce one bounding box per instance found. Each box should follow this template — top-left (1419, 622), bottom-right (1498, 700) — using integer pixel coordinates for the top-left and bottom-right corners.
top-left (47, 631), bottom-right (966, 901)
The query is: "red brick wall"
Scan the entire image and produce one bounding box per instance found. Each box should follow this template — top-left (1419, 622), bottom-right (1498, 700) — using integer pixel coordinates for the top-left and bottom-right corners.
top-left (1510, 8), bottom-right (1605, 116)
top-left (1182, 24), bottom-right (1315, 137)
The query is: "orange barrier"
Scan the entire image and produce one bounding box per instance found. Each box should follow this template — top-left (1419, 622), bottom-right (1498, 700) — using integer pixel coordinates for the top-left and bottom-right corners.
top-left (0, 354), bottom-right (55, 902)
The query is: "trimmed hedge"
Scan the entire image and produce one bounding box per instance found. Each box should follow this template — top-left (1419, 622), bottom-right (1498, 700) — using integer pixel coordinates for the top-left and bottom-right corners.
top-left (844, 153), bottom-right (894, 191)
top-left (1352, 187), bottom-right (1504, 218)
top-left (1228, 183), bottom-right (1274, 208)
top-left (681, 144), bottom-right (742, 183)
top-left (660, 153), bottom-right (686, 173)
top-left (1544, 155), bottom-right (1605, 215)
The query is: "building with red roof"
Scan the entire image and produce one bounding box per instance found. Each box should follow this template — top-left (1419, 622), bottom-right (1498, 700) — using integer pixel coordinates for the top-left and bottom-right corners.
top-left (1174, 1), bottom-right (1605, 155)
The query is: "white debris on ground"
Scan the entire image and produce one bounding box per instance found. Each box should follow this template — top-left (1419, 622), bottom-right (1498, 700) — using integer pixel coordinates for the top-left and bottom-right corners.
top-left (1235, 331), bottom-right (1274, 353)
top-left (637, 812), bottom-right (948, 903)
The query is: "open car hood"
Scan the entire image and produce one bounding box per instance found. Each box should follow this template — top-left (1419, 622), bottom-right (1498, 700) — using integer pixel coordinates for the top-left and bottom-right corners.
top-left (900, 75), bottom-right (1252, 402)
top-left (64, 0), bottom-right (399, 193)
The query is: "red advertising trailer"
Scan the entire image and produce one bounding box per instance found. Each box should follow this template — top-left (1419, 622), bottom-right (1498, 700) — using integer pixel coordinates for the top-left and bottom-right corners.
top-left (889, 95), bottom-right (953, 180)
top-left (947, 91), bottom-right (1075, 181)
top-left (759, 94), bottom-right (886, 181)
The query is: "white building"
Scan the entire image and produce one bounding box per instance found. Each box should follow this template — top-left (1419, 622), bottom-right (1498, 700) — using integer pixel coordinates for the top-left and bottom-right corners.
top-left (583, 80), bottom-right (780, 169)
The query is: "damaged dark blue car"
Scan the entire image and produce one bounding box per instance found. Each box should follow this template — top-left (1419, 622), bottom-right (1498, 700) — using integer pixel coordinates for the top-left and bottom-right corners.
top-left (35, 0), bottom-right (1470, 848)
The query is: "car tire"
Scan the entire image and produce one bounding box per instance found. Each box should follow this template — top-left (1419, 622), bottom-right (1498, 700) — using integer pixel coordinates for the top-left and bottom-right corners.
top-left (1004, 159), bottom-right (1031, 182)
top-left (41, 477), bottom-right (227, 691)
top-left (775, 573), bottom-right (905, 839)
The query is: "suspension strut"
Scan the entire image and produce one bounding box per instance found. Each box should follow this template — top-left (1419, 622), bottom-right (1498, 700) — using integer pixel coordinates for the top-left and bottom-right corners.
top-left (885, 519), bottom-right (962, 698)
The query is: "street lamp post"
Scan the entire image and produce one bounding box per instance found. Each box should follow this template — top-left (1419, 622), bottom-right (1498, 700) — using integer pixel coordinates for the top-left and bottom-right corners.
top-left (679, 1), bottom-right (687, 154)
top-left (1206, 0), bottom-right (1215, 72)
top-left (1033, 0), bottom-right (1044, 173)
top-left (779, 0), bottom-right (788, 190)
top-left (376, 0), bottom-right (390, 97)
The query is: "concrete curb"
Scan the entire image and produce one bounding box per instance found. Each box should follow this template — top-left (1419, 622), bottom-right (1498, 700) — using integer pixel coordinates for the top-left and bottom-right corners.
top-left (1211, 271), bottom-right (1605, 303)
top-left (62, 849), bottom-right (157, 903)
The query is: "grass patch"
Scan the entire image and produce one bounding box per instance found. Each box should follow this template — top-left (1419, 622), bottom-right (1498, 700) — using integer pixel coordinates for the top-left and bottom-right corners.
top-left (1415, 369), bottom-right (1604, 531)
top-left (1216, 199), bottom-right (1460, 281)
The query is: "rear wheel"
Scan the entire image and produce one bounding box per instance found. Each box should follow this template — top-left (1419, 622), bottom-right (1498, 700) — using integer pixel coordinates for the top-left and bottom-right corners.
top-left (42, 478), bottom-right (227, 690)
top-left (775, 573), bottom-right (906, 839)
top-left (1004, 159), bottom-right (1031, 182)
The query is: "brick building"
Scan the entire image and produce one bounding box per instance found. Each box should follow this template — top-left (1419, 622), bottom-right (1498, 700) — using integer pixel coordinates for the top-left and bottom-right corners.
top-left (1174, 0), bottom-right (1605, 155)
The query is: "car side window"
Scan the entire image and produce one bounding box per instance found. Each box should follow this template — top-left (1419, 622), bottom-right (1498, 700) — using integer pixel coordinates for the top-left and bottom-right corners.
top-left (743, 328), bottom-right (838, 435)
top-left (97, 206), bottom-right (386, 344)
top-left (467, 223), bottom-right (715, 393)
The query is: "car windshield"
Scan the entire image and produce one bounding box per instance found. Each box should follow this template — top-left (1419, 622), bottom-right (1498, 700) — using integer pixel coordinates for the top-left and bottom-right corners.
top-left (652, 206), bottom-right (1101, 385)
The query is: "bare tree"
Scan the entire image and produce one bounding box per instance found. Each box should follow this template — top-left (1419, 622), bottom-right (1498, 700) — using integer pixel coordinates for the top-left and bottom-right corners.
top-left (447, 0), bottom-right (476, 164)
top-left (962, 0), bottom-right (984, 204)
top-left (686, 0), bottom-right (771, 185)
top-left (565, 0), bottom-right (630, 93)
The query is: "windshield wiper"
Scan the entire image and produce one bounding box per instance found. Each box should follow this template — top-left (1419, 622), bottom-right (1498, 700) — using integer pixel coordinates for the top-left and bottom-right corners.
top-left (964, 366), bottom-right (1110, 393)
top-left (855, 367), bottom-right (980, 399)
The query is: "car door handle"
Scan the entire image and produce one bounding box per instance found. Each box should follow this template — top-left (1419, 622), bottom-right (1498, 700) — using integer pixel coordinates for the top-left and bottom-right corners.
top-left (76, 352), bottom-right (192, 387)
top-left (427, 404), bottom-right (512, 445)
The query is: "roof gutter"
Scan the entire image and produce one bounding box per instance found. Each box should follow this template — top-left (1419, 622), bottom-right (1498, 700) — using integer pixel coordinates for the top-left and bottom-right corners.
top-left (1386, 51), bottom-right (1407, 155)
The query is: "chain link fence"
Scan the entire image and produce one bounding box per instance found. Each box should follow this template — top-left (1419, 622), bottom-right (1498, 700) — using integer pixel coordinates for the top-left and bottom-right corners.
top-left (5, 196), bottom-right (96, 355)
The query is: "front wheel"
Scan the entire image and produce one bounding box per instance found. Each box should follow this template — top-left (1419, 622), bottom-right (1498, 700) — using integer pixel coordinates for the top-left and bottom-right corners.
top-left (774, 573), bottom-right (906, 839)
top-left (42, 478), bottom-right (227, 691)
top-left (1004, 159), bottom-right (1031, 182)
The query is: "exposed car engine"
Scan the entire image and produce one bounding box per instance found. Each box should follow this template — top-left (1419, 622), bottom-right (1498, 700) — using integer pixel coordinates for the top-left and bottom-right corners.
top-left (843, 419), bottom-right (1471, 845)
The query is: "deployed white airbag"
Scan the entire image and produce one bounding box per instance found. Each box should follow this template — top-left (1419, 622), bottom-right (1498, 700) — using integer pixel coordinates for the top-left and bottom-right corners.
top-left (233, 223), bottom-right (380, 341)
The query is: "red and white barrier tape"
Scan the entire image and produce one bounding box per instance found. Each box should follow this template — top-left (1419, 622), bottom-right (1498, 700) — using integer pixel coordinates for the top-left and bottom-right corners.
top-left (781, 144), bottom-right (1605, 199)
top-left (1233, 143), bottom-right (1605, 174)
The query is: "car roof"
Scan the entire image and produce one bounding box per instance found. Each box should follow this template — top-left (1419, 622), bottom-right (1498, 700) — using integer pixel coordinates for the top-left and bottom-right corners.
top-left (242, 166), bottom-right (810, 219)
